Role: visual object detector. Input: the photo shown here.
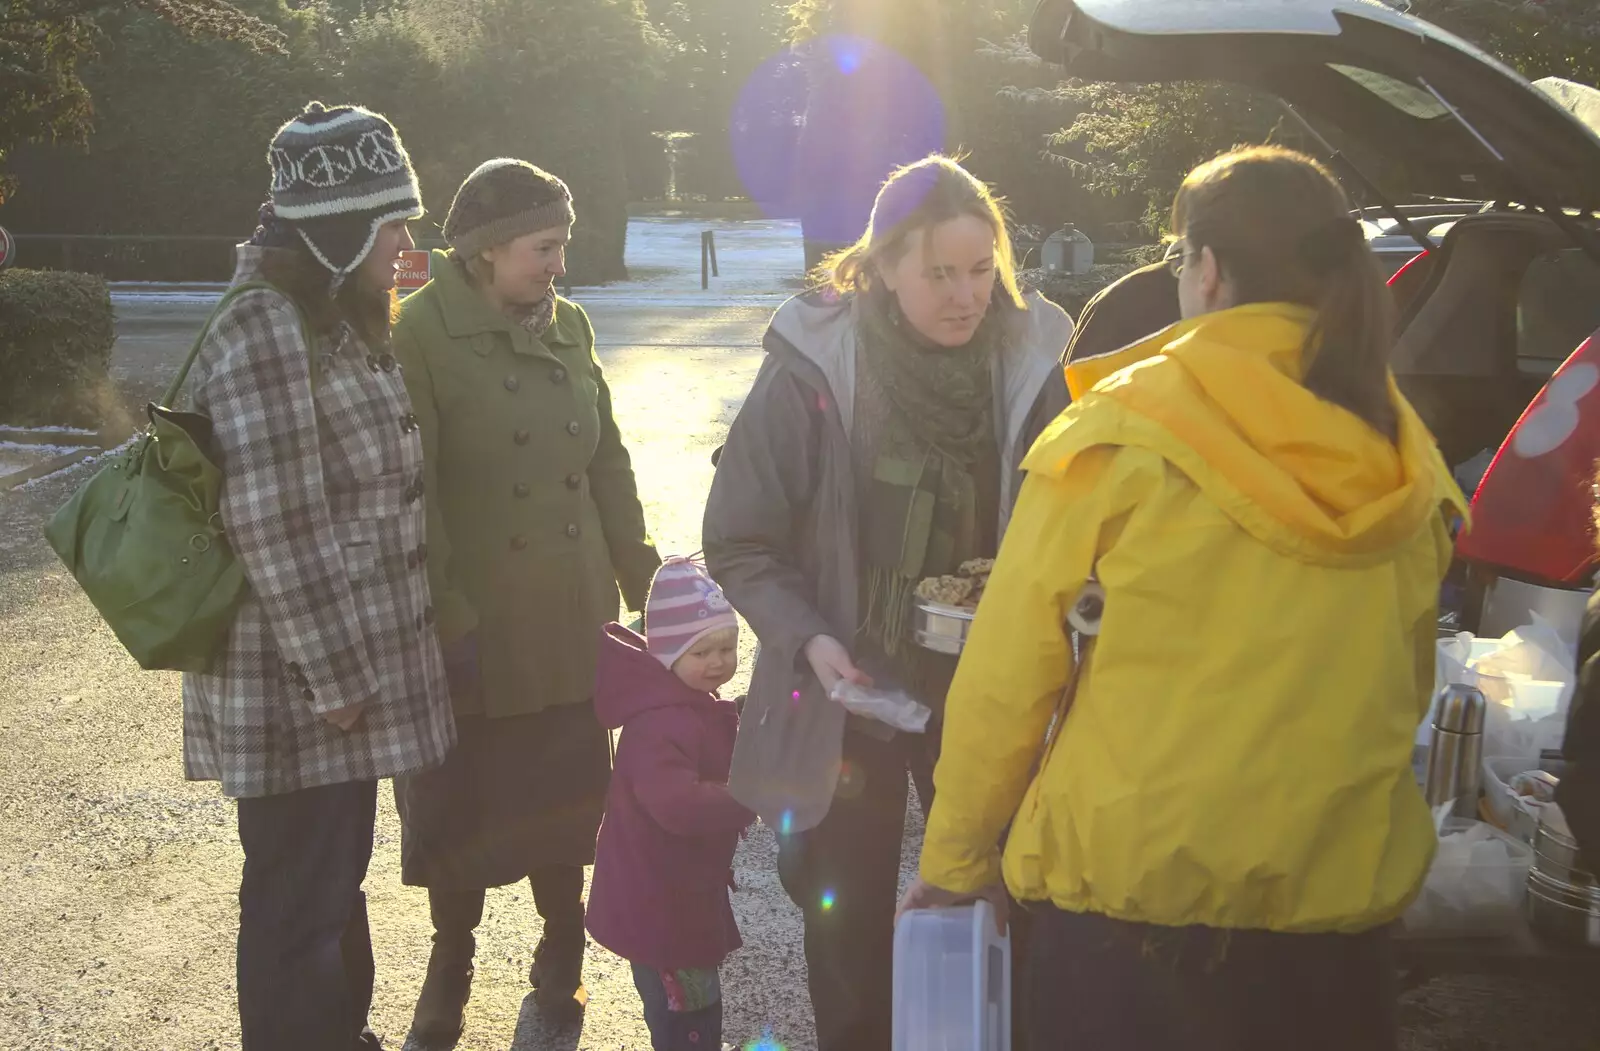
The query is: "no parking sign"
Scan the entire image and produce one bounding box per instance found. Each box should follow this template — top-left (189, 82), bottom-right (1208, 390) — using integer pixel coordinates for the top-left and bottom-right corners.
top-left (396, 249), bottom-right (430, 291)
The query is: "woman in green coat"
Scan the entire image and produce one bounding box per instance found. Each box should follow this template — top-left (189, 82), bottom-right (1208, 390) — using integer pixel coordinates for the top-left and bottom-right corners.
top-left (392, 159), bottom-right (660, 1042)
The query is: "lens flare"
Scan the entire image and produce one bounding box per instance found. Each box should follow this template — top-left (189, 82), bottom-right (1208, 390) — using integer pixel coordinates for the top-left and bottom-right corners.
top-left (730, 35), bottom-right (945, 238)
top-left (821, 889), bottom-right (836, 912)
top-left (779, 809), bottom-right (794, 836)
top-left (744, 1029), bottom-right (787, 1051)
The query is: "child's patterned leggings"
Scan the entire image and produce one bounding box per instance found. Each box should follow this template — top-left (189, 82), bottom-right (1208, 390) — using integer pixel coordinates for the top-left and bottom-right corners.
top-left (631, 962), bottom-right (723, 1050)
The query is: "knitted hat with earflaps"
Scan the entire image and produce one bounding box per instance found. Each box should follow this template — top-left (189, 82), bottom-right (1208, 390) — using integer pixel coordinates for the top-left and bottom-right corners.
top-left (444, 159), bottom-right (575, 260)
top-left (644, 557), bottom-right (739, 670)
top-left (266, 101), bottom-right (423, 282)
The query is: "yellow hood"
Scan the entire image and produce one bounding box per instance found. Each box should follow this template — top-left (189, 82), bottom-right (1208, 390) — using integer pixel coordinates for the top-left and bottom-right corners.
top-left (1051, 303), bottom-right (1467, 566)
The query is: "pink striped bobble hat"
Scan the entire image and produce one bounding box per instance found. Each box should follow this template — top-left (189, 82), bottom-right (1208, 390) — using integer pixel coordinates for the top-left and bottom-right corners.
top-left (645, 556), bottom-right (739, 669)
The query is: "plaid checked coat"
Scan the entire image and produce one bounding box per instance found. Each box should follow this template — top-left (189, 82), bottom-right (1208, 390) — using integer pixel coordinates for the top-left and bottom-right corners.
top-left (181, 247), bottom-right (455, 798)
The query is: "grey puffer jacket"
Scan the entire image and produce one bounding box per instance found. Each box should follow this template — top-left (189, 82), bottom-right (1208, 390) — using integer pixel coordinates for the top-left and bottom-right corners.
top-left (703, 289), bottom-right (1073, 832)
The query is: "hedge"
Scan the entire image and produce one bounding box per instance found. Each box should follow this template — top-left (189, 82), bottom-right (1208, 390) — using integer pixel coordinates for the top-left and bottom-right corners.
top-left (0, 269), bottom-right (117, 427)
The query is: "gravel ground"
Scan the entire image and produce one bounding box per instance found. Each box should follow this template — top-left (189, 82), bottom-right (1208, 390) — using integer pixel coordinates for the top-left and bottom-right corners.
top-left (3, 219), bottom-right (1598, 1049)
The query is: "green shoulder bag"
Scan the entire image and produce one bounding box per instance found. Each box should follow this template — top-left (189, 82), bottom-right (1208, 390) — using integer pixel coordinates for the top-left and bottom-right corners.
top-left (43, 281), bottom-right (311, 672)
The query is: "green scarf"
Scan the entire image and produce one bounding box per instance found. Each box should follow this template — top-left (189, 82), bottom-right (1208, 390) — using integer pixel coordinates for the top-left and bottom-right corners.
top-left (855, 290), bottom-right (1002, 692)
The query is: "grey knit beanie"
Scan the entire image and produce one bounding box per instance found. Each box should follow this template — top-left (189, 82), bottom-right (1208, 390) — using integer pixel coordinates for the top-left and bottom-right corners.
top-left (267, 101), bottom-right (423, 279)
top-left (444, 159), bottom-right (575, 259)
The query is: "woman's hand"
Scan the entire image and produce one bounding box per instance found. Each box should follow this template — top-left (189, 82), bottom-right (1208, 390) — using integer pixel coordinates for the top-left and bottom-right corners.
top-left (803, 634), bottom-right (873, 694)
top-left (897, 877), bottom-right (1010, 936)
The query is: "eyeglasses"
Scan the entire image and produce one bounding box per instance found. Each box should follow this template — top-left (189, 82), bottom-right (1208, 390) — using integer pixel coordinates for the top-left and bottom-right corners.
top-left (1164, 239), bottom-right (1188, 277)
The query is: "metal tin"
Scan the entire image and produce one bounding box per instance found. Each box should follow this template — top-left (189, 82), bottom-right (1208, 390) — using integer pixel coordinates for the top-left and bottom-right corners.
top-left (912, 600), bottom-right (975, 655)
top-left (1533, 817), bottom-right (1596, 888)
top-left (1526, 869), bottom-right (1600, 947)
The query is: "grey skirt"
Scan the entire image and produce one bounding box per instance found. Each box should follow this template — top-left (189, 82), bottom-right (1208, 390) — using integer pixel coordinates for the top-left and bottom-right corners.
top-left (394, 701), bottom-right (612, 890)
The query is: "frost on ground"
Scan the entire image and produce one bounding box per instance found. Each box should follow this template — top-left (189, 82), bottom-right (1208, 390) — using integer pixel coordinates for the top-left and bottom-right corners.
top-left (0, 443), bottom-right (95, 479)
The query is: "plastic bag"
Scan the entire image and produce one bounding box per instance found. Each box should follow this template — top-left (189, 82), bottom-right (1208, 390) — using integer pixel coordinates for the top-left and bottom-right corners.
top-left (1431, 614), bottom-right (1576, 762)
top-left (1402, 811), bottom-right (1534, 937)
top-left (831, 681), bottom-right (932, 734)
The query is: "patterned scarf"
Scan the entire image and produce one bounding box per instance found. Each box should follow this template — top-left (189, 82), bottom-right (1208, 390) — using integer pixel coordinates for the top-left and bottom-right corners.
top-left (511, 286), bottom-right (558, 338)
top-left (854, 288), bottom-right (1002, 698)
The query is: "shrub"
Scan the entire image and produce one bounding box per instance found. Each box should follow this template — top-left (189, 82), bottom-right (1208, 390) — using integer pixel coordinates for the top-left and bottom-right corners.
top-left (0, 269), bottom-right (117, 427)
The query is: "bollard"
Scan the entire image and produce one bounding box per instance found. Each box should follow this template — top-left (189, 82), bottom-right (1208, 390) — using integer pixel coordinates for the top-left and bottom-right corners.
top-left (701, 229), bottom-right (720, 290)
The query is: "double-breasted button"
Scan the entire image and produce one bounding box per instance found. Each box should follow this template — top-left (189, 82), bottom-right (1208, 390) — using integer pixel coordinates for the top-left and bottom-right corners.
top-left (366, 355), bottom-right (381, 372)
top-left (513, 429), bottom-right (530, 446)
top-left (399, 413), bottom-right (418, 433)
top-left (513, 482), bottom-right (531, 498)
top-left (550, 367), bottom-right (567, 384)
top-left (565, 523), bottom-right (580, 539)
top-left (423, 605), bottom-right (436, 625)
top-left (505, 376), bottom-right (520, 392)
top-left (378, 354), bottom-right (397, 372)
top-left (510, 535), bottom-right (528, 551)
top-left (565, 473), bottom-right (582, 490)
top-left (416, 542), bottom-right (428, 565)
top-left (301, 688), bottom-right (315, 702)
top-left (404, 480), bottom-right (423, 504)
top-left (566, 421), bottom-right (581, 437)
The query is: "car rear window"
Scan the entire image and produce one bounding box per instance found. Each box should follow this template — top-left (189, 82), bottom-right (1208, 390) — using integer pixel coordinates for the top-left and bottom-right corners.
top-left (1517, 248), bottom-right (1600, 375)
top-left (1327, 65), bottom-right (1451, 120)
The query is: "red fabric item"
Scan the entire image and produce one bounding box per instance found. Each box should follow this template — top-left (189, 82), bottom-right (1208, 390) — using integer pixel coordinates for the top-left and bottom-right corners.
top-left (1457, 328), bottom-right (1600, 584)
top-left (586, 624), bottom-right (754, 971)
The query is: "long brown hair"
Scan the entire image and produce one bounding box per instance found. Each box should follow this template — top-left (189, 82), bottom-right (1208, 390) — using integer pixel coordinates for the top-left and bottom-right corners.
top-left (1173, 146), bottom-right (1397, 441)
top-left (815, 154), bottom-right (1026, 310)
top-left (257, 242), bottom-right (397, 349)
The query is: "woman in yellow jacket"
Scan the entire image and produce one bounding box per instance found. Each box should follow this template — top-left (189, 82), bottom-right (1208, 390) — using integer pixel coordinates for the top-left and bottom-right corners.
top-left (901, 147), bottom-right (1468, 1050)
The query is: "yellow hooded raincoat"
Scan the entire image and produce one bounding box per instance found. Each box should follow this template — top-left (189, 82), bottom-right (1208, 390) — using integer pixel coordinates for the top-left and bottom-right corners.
top-left (920, 303), bottom-right (1469, 933)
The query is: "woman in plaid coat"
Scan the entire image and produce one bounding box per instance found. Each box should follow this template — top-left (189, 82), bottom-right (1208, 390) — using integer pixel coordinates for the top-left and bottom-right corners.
top-left (181, 102), bottom-right (454, 1051)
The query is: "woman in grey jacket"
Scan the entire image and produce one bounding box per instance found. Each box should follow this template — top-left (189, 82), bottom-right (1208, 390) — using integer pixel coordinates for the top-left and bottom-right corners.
top-left (703, 155), bottom-right (1072, 1051)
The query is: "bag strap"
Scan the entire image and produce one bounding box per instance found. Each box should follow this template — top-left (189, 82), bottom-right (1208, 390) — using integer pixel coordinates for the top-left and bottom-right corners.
top-left (159, 280), bottom-right (317, 410)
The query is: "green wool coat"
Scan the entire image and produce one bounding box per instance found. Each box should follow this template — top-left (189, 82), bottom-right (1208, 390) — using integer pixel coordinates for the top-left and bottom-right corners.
top-left (394, 250), bottom-right (660, 718)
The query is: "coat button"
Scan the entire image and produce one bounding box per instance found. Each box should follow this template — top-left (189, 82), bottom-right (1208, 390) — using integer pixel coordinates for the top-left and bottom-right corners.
top-left (301, 688), bottom-right (315, 702)
top-left (400, 413), bottom-right (418, 433)
top-left (513, 482), bottom-right (530, 498)
top-left (423, 605), bottom-right (436, 625)
top-left (565, 523), bottom-right (580, 539)
top-left (510, 535), bottom-right (528, 551)
top-left (417, 542), bottom-right (428, 565)
top-left (513, 429), bottom-right (530, 446)
top-left (551, 367), bottom-right (567, 384)
top-left (565, 473), bottom-right (581, 490)
top-left (505, 376), bottom-right (520, 392)
top-left (366, 355), bottom-right (380, 372)
top-left (407, 549), bottom-right (419, 569)
top-left (566, 421), bottom-right (581, 436)
top-left (378, 354), bottom-right (397, 372)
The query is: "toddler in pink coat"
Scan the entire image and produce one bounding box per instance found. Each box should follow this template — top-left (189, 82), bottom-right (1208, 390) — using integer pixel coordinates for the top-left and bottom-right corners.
top-left (587, 556), bottom-right (754, 1051)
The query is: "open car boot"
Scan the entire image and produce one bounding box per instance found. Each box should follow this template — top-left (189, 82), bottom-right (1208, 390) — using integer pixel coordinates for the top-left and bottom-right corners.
top-left (1392, 211), bottom-right (1600, 481)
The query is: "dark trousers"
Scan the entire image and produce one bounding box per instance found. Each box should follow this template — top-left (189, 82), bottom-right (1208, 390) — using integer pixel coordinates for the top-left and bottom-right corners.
top-left (631, 963), bottom-right (723, 1051)
top-left (236, 779), bottom-right (380, 1051)
top-left (428, 864), bottom-right (586, 948)
top-left (1025, 905), bottom-right (1399, 1051)
top-left (776, 728), bottom-right (933, 1051)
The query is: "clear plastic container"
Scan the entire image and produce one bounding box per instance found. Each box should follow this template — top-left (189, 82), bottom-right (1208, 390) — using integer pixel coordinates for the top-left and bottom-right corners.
top-left (1401, 818), bottom-right (1535, 938)
top-left (892, 900), bottom-right (1011, 1051)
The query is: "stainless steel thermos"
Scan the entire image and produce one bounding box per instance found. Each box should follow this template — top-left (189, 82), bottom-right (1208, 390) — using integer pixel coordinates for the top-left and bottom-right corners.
top-left (1423, 683), bottom-right (1487, 818)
